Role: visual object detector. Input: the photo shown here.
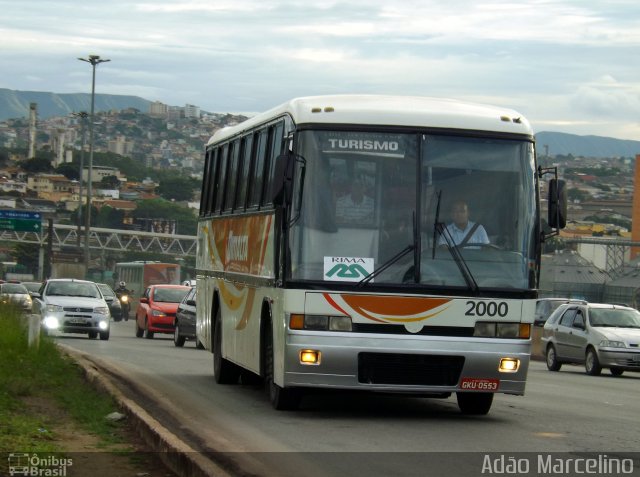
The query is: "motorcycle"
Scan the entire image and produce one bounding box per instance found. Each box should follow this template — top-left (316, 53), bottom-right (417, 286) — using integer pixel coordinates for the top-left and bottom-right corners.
top-left (116, 290), bottom-right (133, 321)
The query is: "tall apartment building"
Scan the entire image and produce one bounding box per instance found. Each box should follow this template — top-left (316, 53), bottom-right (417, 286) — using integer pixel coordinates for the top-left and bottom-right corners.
top-left (149, 101), bottom-right (168, 118)
top-left (184, 104), bottom-right (201, 118)
top-left (108, 135), bottom-right (134, 156)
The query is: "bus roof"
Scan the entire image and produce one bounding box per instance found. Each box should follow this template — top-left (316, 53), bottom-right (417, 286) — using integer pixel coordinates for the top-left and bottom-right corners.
top-left (208, 95), bottom-right (533, 145)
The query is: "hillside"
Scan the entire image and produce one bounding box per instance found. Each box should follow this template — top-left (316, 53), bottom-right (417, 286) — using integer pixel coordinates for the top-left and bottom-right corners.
top-left (2, 89), bottom-right (639, 158)
top-left (536, 131), bottom-right (640, 159)
top-left (0, 88), bottom-right (151, 121)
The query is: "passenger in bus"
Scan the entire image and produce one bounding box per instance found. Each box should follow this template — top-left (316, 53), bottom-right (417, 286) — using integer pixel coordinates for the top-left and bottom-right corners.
top-left (335, 179), bottom-right (374, 225)
top-left (437, 200), bottom-right (489, 247)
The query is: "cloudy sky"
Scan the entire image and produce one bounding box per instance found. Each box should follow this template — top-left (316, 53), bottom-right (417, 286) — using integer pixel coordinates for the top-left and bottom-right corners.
top-left (1, 0), bottom-right (639, 140)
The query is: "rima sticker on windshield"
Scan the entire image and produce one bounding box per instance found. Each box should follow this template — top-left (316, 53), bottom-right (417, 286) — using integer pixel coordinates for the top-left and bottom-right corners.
top-left (324, 257), bottom-right (374, 282)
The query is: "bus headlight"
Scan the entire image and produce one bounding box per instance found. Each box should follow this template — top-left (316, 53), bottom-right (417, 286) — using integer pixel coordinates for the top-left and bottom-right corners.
top-left (289, 314), bottom-right (352, 332)
top-left (474, 322), bottom-right (530, 339)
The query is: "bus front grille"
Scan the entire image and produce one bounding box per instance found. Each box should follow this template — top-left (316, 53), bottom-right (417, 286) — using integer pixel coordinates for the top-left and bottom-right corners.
top-left (358, 353), bottom-right (464, 386)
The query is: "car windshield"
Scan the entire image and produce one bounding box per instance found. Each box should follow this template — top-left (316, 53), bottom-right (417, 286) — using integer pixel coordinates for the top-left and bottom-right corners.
top-left (98, 285), bottom-right (115, 298)
top-left (1, 284), bottom-right (29, 294)
top-left (22, 282), bottom-right (42, 293)
top-left (153, 288), bottom-right (189, 303)
top-left (47, 282), bottom-right (100, 298)
top-left (589, 308), bottom-right (640, 328)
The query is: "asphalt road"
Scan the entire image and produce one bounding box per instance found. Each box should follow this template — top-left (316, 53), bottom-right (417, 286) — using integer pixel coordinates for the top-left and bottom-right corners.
top-left (54, 320), bottom-right (640, 477)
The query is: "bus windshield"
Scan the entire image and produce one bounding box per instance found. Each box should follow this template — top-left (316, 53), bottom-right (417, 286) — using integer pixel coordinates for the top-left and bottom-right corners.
top-left (289, 130), bottom-right (537, 291)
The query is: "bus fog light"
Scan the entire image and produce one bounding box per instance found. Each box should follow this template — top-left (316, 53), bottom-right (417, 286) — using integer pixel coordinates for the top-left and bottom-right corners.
top-left (499, 358), bottom-right (520, 372)
top-left (329, 316), bottom-right (352, 331)
top-left (300, 350), bottom-right (321, 365)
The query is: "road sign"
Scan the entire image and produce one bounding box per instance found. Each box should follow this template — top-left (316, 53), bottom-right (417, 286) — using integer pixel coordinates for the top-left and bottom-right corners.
top-left (0, 209), bottom-right (42, 232)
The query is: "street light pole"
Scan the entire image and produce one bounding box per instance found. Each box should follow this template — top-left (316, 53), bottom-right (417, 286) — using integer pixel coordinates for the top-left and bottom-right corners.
top-left (78, 55), bottom-right (110, 276)
top-left (71, 111), bottom-right (88, 247)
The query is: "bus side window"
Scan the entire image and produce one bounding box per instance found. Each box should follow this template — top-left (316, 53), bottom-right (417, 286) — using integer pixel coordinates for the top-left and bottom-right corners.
top-left (263, 121), bottom-right (284, 207)
top-left (236, 135), bottom-right (253, 211)
top-left (214, 145), bottom-right (229, 213)
top-left (200, 148), bottom-right (213, 216)
top-left (248, 130), bottom-right (268, 208)
top-left (224, 139), bottom-right (240, 213)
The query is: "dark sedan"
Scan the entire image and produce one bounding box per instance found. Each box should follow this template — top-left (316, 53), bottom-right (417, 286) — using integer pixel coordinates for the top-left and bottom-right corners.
top-left (173, 286), bottom-right (203, 348)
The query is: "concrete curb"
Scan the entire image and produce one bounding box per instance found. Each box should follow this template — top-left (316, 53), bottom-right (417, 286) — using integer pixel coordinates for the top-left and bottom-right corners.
top-left (59, 344), bottom-right (233, 477)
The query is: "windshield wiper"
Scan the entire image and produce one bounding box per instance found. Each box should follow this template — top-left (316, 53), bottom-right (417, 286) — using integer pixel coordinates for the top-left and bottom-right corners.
top-left (432, 190), bottom-right (479, 293)
top-left (358, 211), bottom-right (418, 287)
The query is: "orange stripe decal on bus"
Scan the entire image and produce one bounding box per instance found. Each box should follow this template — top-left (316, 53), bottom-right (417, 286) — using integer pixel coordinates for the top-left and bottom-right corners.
top-left (326, 294), bottom-right (451, 323)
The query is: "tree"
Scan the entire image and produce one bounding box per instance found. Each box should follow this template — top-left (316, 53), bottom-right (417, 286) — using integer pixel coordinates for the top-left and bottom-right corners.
top-left (157, 176), bottom-right (199, 202)
top-left (11, 243), bottom-right (40, 274)
top-left (19, 157), bottom-right (54, 173)
top-left (99, 175), bottom-right (120, 188)
top-left (95, 206), bottom-right (125, 229)
top-left (133, 198), bottom-right (197, 235)
top-left (56, 163), bottom-right (80, 181)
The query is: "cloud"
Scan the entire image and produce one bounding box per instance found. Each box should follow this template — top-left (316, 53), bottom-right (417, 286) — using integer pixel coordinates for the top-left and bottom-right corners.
top-left (0, 0), bottom-right (639, 139)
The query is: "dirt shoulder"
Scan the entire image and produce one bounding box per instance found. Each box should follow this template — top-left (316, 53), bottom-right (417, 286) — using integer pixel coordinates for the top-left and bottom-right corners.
top-left (21, 394), bottom-right (177, 477)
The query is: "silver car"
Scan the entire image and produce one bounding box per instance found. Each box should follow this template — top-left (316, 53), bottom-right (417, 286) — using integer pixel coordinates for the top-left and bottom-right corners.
top-left (542, 302), bottom-right (640, 376)
top-left (0, 282), bottom-right (33, 311)
top-left (33, 279), bottom-right (111, 340)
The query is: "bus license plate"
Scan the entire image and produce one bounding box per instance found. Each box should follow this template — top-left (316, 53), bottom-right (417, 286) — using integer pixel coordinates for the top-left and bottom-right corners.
top-left (459, 378), bottom-right (499, 391)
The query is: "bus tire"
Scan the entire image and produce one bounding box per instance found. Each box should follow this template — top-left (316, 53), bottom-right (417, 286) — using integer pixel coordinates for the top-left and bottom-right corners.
top-left (264, 319), bottom-right (300, 410)
top-left (213, 307), bottom-right (239, 384)
top-left (456, 392), bottom-right (493, 415)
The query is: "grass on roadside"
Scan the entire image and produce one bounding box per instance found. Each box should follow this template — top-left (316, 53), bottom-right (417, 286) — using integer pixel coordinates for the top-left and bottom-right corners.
top-left (0, 303), bottom-right (131, 455)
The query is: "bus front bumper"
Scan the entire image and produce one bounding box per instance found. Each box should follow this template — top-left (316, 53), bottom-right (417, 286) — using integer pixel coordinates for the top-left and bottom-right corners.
top-left (283, 331), bottom-right (531, 395)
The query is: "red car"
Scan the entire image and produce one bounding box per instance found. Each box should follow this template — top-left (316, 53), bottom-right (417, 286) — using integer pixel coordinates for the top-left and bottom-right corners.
top-left (135, 284), bottom-right (190, 339)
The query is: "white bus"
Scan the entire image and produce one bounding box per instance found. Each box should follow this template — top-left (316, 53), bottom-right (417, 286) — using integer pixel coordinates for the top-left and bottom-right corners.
top-left (195, 95), bottom-right (566, 414)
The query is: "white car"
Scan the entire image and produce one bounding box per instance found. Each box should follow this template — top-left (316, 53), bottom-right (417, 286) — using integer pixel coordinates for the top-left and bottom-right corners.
top-left (33, 279), bottom-right (111, 340)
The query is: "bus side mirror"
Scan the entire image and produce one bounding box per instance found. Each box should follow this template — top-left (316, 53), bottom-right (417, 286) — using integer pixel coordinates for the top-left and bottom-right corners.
top-left (548, 179), bottom-right (567, 229)
top-left (271, 153), bottom-right (294, 207)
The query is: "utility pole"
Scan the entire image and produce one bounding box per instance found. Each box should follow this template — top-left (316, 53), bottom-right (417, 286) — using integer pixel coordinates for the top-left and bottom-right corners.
top-left (78, 55), bottom-right (110, 276)
top-left (71, 112), bottom-right (88, 247)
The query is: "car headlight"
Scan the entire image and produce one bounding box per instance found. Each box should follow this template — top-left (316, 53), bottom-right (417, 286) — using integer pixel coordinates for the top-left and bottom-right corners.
top-left (43, 316), bottom-right (59, 329)
top-left (152, 309), bottom-right (167, 317)
top-left (600, 340), bottom-right (626, 348)
top-left (95, 306), bottom-right (110, 315)
top-left (45, 304), bottom-right (64, 313)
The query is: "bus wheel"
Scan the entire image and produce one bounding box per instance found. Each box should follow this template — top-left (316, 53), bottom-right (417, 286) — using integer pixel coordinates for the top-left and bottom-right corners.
top-left (264, 321), bottom-right (300, 410)
top-left (213, 308), bottom-right (239, 384)
top-left (456, 392), bottom-right (493, 415)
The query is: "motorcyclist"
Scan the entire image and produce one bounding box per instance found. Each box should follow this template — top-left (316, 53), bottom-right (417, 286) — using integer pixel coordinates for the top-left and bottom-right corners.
top-left (115, 281), bottom-right (132, 321)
